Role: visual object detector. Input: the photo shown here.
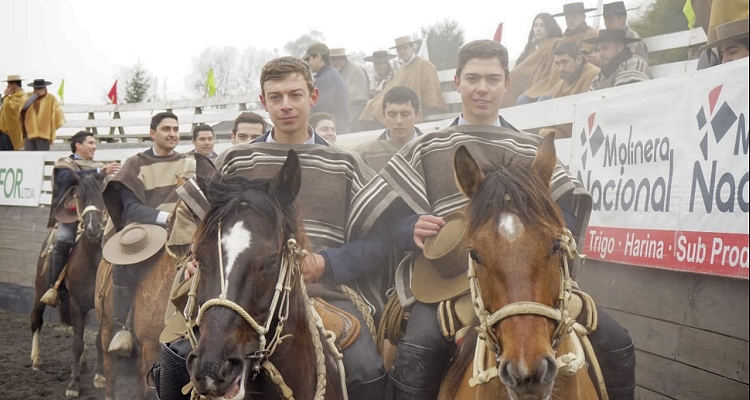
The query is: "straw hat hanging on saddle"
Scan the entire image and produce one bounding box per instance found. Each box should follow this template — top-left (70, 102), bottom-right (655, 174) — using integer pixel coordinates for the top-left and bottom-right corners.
top-left (53, 188), bottom-right (79, 224)
top-left (411, 210), bottom-right (471, 304)
top-left (103, 223), bottom-right (168, 265)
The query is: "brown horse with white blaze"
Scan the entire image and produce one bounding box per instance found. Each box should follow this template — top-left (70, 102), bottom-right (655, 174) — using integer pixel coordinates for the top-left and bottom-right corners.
top-left (30, 172), bottom-right (108, 397)
top-left (186, 150), bottom-right (345, 400)
top-left (439, 135), bottom-right (600, 400)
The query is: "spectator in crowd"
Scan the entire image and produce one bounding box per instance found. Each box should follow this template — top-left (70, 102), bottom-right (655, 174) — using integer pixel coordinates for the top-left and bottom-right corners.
top-left (598, 1), bottom-right (648, 60)
top-left (354, 86), bottom-right (423, 171)
top-left (364, 50), bottom-right (397, 98)
top-left (309, 112), bottom-right (337, 143)
top-left (701, 15), bottom-right (749, 64)
top-left (231, 111), bottom-right (268, 144)
top-left (587, 29), bottom-right (652, 90)
top-left (503, 2), bottom-right (598, 107)
top-left (358, 35), bottom-right (446, 128)
top-left (517, 13), bottom-right (565, 66)
top-left (330, 48), bottom-right (370, 130)
top-left (304, 42), bottom-right (351, 134)
top-left (0, 75), bottom-right (27, 150)
top-left (189, 124), bottom-right (217, 160)
top-left (40, 130), bottom-right (121, 306)
top-left (21, 78), bottom-right (66, 151)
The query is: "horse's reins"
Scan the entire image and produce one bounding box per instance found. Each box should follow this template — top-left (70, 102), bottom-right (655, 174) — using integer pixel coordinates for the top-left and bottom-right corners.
top-left (74, 193), bottom-right (106, 236)
top-left (467, 228), bottom-right (609, 400)
top-left (187, 221), bottom-right (347, 400)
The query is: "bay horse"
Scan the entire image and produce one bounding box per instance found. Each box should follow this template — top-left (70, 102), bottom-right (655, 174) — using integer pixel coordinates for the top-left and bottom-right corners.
top-left (95, 153), bottom-right (216, 400)
top-left (439, 135), bottom-right (601, 400)
top-left (186, 150), bottom-right (345, 400)
top-left (30, 172), bottom-right (107, 397)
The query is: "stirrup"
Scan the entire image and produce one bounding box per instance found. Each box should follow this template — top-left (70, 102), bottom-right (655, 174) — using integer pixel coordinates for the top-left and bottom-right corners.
top-left (40, 288), bottom-right (59, 307)
top-left (108, 330), bottom-right (133, 357)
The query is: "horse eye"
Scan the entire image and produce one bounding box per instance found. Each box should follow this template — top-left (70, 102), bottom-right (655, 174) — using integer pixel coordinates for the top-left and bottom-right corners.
top-left (265, 254), bottom-right (278, 268)
top-left (469, 250), bottom-right (481, 264)
top-left (552, 239), bottom-right (562, 254)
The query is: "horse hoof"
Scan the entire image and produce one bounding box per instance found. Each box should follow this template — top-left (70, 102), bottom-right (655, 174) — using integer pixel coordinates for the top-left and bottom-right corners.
top-left (94, 374), bottom-right (106, 388)
top-left (32, 358), bottom-right (43, 371)
top-left (65, 389), bottom-right (80, 398)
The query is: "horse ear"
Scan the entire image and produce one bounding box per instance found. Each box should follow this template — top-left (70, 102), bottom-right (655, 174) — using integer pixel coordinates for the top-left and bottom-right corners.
top-left (531, 133), bottom-right (557, 187)
top-left (270, 149), bottom-right (302, 207)
top-left (454, 145), bottom-right (484, 199)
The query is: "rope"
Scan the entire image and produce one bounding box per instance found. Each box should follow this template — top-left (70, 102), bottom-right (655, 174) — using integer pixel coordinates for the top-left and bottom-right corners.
top-left (337, 284), bottom-right (377, 342)
top-left (376, 292), bottom-right (408, 355)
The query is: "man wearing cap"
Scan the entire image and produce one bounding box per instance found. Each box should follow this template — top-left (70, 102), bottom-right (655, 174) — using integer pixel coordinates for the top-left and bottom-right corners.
top-left (354, 86), bottom-right (423, 171)
top-left (20, 78), bottom-right (66, 151)
top-left (364, 50), bottom-right (397, 98)
top-left (505, 2), bottom-right (599, 107)
top-left (304, 42), bottom-right (351, 134)
top-left (330, 48), bottom-right (370, 130)
top-left (40, 131), bottom-right (121, 307)
top-left (599, 1), bottom-right (648, 60)
top-left (102, 111), bottom-right (201, 356)
top-left (357, 36), bottom-right (446, 127)
top-left (587, 29), bottom-right (652, 90)
top-left (359, 39), bottom-right (636, 400)
top-left (0, 75), bottom-right (27, 150)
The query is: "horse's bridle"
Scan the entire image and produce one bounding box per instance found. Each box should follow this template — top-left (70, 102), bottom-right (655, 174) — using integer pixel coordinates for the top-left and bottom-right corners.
top-left (467, 228), bottom-right (591, 387)
top-left (74, 194), bottom-right (106, 235)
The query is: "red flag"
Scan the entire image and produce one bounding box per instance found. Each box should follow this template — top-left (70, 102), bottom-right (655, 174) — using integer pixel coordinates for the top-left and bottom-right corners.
top-left (493, 22), bottom-right (504, 43)
top-left (108, 80), bottom-right (118, 104)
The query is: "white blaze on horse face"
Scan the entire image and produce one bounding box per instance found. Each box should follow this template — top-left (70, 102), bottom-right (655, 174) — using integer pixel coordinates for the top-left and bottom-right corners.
top-left (497, 212), bottom-right (524, 242)
top-left (221, 221), bottom-right (252, 292)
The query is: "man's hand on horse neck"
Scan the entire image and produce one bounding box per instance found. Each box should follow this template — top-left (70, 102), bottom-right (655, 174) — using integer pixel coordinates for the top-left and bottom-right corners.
top-left (413, 214), bottom-right (445, 249)
top-left (301, 253), bottom-right (326, 283)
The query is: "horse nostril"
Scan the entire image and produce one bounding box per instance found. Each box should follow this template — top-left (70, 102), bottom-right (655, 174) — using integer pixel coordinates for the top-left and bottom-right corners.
top-left (498, 360), bottom-right (518, 387)
top-left (537, 355), bottom-right (558, 384)
top-left (218, 357), bottom-right (243, 383)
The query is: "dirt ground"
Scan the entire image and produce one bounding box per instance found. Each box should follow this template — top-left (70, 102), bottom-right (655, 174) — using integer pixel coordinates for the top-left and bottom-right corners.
top-left (0, 308), bottom-right (140, 400)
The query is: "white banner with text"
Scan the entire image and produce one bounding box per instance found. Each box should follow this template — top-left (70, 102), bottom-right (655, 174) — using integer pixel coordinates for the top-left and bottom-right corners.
top-left (0, 152), bottom-right (45, 207)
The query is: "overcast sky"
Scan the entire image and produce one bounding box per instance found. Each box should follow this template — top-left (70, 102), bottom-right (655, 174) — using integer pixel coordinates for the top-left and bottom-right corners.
top-left (5, 0), bottom-right (651, 104)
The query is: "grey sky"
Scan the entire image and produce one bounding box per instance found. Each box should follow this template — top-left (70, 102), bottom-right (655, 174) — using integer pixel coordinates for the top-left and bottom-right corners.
top-left (5, 0), bottom-right (652, 104)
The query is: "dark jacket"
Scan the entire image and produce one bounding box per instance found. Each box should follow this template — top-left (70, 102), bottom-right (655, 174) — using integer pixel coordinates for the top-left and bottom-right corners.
top-left (312, 64), bottom-right (351, 134)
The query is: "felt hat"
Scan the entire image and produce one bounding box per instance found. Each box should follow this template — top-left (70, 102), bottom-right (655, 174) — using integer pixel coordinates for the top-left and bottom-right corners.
top-left (390, 35), bottom-right (422, 49)
top-left (3, 75), bottom-right (22, 82)
top-left (553, 2), bottom-right (597, 17)
top-left (329, 48), bottom-right (348, 57)
top-left (304, 42), bottom-right (330, 58)
top-left (363, 50), bottom-right (397, 62)
top-left (583, 28), bottom-right (643, 44)
top-left (53, 188), bottom-right (79, 224)
top-left (701, 0), bottom-right (750, 49)
top-left (591, 1), bottom-right (639, 17)
top-left (411, 211), bottom-right (471, 304)
top-left (103, 223), bottom-right (167, 265)
top-left (27, 78), bottom-right (53, 88)
top-left (701, 18), bottom-right (750, 51)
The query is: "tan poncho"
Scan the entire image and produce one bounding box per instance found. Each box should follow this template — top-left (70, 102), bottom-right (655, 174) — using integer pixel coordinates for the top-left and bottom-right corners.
top-left (358, 56), bottom-right (446, 124)
top-left (0, 90), bottom-right (27, 150)
top-left (503, 38), bottom-right (562, 109)
top-left (354, 138), bottom-right (404, 172)
top-left (22, 94), bottom-right (65, 142)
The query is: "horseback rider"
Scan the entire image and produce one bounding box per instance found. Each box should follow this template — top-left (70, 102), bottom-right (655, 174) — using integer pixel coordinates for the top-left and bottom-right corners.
top-left (359, 40), bottom-right (637, 400)
top-left (41, 130), bottom-right (120, 307)
top-left (101, 112), bottom-right (197, 356)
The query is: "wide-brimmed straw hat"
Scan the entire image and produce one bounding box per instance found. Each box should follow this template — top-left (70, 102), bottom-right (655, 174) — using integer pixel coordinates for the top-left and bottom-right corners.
top-left (390, 35), bottom-right (422, 49)
top-left (552, 2), bottom-right (597, 17)
top-left (700, 0), bottom-right (749, 50)
top-left (583, 29), bottom-right (643, 44)
top-left (330, 48), bottom-right (348, 57)
top-left (103, 223), bottom-right (167, 265)
top-left (364, 50), bottom-right (397, 62)
top-left (3, 75), bottom-right (23, 82)
top-left (591, 1), bottom-right (639, 17)
top-left (411, 211), bottom-right (470, 304)
top-left (27, 78), bottom-right (53, 88)
top-left (701, 18), bottom-right (750, 51)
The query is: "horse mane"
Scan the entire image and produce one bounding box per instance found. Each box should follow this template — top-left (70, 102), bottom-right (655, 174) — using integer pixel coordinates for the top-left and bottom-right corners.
top-left (466, 163), bottom-right (565, 238)
top-left (196, 173), bottom-right (309, 254)
top-left (77, 173), bottom-right (103, 204)
top-left (442, 320), bottom-right (479, 397)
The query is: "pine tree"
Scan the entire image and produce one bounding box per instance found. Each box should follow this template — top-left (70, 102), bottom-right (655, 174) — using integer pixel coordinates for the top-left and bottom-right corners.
top-left (125, 61), bottom-right (152, 103)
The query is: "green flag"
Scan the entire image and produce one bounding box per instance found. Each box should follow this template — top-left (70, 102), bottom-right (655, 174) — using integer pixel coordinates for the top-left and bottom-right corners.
top-left (683, 0), bottom-right (696, 29)
top-left (206, 68), bottom-right (217, 97)
top-left (57, 79), bottom-right (65, 104)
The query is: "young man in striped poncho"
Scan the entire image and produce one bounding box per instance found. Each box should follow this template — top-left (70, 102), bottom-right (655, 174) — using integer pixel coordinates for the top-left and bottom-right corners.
top-left (359, 40), bottom-right (637, 400)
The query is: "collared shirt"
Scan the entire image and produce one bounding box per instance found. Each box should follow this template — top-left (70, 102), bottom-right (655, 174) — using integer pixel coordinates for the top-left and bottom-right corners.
top-left (457, 114), bottom-right (503, 127)
top-left (385, 129), bottom-right (420, 142)
top-left (401, 54), bottom-right (416, 66)
top-left (265, 126), bottom-right (318, 144)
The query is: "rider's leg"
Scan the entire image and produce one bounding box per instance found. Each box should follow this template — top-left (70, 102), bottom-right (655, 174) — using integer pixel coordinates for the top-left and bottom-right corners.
top-left (387, 301), bottom-right (454, 400)
top-left (108, 264), bottom-right (138, 357)
top-left (41, 222), bottom-right (77, 307)
top-left (588, 307), bottom-right (636, 400)
top-left (326, 298), bottom-right (387, 400)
